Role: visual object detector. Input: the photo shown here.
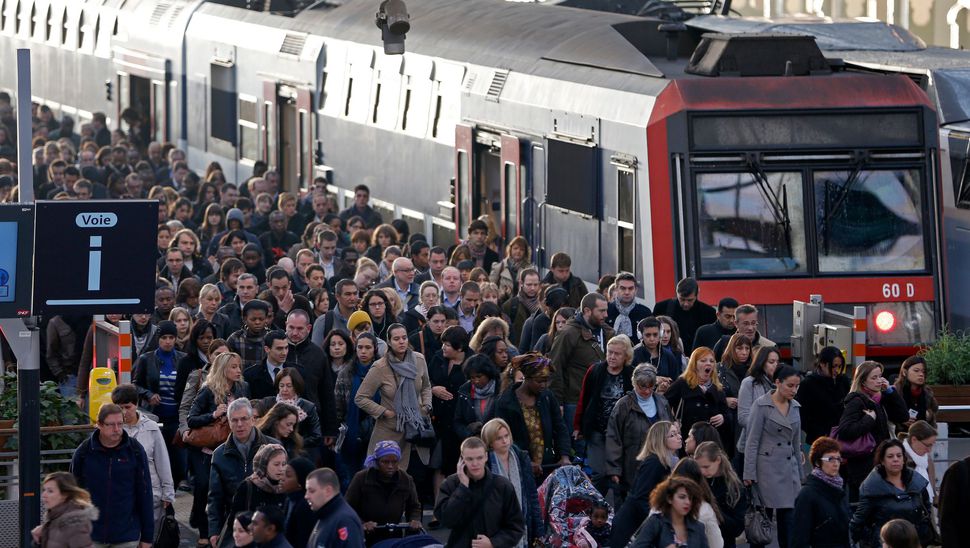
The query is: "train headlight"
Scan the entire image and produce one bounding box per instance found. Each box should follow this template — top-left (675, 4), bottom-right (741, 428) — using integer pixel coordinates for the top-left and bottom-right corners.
top-left (874, 310), bottom-right (897, 332)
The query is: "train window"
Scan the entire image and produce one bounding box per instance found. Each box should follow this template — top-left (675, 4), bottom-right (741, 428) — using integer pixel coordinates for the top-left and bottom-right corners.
top-left (505, 163), bottom-right (517, 236)
top-left (432, 219), bottom-right (457, 247)
top-left (238, 98), bottom-right (258, 161)
top-left (209, 63), bottom-right (236, 144)
top-left (814, 169), bottom-right (926, 273)
top-left (28, 2), bottom-right (35, 39)
top-left (152, 81), bottom-right (165, 143)
top-left (401, 209), bottom-right (425, 239)
top-left (13, 0), bottom-right (21, 35)
top-left (695, 171), bottom-right (807, 276)
top-left (547, 138), bottom-right (598, 217)
top-left (371, 199), bottom-right (395, 224)
top-left (76, 9), bottom-right (83, 48)
top-left (617, 169), bottom-right (635, 273)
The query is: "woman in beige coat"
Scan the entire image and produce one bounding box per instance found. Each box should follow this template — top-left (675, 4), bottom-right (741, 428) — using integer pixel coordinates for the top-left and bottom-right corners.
top-left (32, 472), bottom-right (98, 548)
top-left (355, 323), bottom-right (433, 469)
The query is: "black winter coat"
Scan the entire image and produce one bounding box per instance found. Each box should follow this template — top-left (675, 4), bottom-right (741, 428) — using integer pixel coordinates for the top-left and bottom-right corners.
top-left (836, 390), bottom-right (908, 498)
top-left (453, 380), bottom-right (496, 440)
top-left (207, 429), bottom-right (280, 536)
top-left (850, 467), bottom-right (933, 548)
top-left (132, 348), bottom-right (187, 416)
top-left (434, 469), bottom-right (525, 548)
top-left (939, 456), bottom-right (970, 548)
top-left (792, 474), bottom-right (851, 548)
top-left (610, 455), bottom-right (671, 548)
top-left (665, 377), bottom-right (732, 444)
top-left (287, 336), bottom-right (337, 436)
top-left (574, 361), bottom-right (633, 438)
top-left (797, 372), bottom-right (850, 444)
top-left (494, 382), bottom-right (571, 466)
top-left (708, 475), bottom-right (746, 548)
top-left (629, 512), bottom-right (709, 548)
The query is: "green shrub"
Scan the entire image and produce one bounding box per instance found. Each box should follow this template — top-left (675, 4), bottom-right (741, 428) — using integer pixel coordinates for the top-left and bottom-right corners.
top-left (920, 328), bottom-right (970, 385)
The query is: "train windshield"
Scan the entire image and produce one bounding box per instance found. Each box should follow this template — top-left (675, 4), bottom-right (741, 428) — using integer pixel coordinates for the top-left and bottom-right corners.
top-left (814, 169), bottom-right (925, 272)
top-left (696, 172), bottom-right (807, 275)
top-left (695, 168), bottom-right (926, 276)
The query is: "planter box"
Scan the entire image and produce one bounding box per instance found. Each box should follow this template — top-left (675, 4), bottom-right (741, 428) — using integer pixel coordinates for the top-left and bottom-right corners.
top-left (930, 385), bottom-right (970, 422)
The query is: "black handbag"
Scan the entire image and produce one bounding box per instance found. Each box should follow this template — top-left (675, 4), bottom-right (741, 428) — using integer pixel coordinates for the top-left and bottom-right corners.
top-left (154, 505), bottom-right (180, 548)
top-left (744, 484), bottom-right (776, 545)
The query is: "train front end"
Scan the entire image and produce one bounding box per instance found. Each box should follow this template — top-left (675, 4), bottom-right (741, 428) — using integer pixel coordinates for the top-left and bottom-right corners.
top-left (646, 38), bottom-right (941, 359)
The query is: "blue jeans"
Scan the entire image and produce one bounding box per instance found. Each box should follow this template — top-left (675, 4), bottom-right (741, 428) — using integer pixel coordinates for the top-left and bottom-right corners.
top-left (58, 374), bottom-right (78, 400)
top-left (562, 403), bottom-right (585, 459)
top-left (586, 431), bottom-right (608, 495)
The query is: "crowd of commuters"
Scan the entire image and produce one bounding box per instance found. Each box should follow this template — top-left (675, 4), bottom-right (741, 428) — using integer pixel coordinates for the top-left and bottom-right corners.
top-left (1, 102), bottom-right (965, 547)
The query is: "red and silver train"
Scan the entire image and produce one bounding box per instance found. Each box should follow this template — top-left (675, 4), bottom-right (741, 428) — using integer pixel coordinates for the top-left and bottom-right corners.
top-left (0, 0), bottom-right (962, 356)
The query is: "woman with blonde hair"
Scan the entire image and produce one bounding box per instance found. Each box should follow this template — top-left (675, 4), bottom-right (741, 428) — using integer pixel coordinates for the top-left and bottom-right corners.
top-left (611, 420), bottom-right (681, 547)
top-left (197, 283), bottom-right (231, 338)
top-left (665, 347), bottom-right (731, 442)
top-left (380, 286), bottom-right (405, 319)
top-left (481, 418), bottom-right (544, 546)
top-left (169, 306), bottom-right (194, 351)
top-left (187, 352), bottom-right (249, 543)
top-left (489, 235), bottom-right (534, 300)
top-left (470, 316), bottom-right (511, 353)
top-left (694, 442), bottom-right (746, 548)
top-left (32, 472), bottom-right (97, 548)
top-left (836, 360), bottom-right (908, 501)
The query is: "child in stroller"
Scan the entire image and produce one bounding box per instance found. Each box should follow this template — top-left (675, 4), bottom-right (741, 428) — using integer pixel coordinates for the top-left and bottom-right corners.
top-left (538, 465), bottom-right (614, 547)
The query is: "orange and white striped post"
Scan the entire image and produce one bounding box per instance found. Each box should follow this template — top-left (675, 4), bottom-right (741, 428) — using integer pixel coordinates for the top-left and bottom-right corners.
top-left (117, 319), bottom-right (132, 385)
top-left (852, 306), bottom-right (867, 367)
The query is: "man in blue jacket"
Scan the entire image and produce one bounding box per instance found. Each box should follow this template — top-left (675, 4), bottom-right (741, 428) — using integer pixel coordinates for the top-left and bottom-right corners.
top-left (71, 403), bottom-right (154, 548)
top-left (305, 468), bottom-right (365, 547)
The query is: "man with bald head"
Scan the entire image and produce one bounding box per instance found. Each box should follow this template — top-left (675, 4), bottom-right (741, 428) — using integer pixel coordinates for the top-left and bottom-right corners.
top-left (376, 257), bottom-right (420, 311)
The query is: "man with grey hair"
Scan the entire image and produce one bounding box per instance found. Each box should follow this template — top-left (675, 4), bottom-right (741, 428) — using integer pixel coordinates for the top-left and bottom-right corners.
top-left (376, 257), bottom-right (420, 311)
top-left (207, 398), bottom-right (279, 546)
top-left (605, 363), bottom-right (672, 507)
top-left (713, 303), bottom-right (775, 360)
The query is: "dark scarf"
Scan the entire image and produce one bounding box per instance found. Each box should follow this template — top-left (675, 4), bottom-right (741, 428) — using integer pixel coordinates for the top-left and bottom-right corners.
top-left (346, 360), bottom-right (376, 446)
top-left (517, 288), bottom-right (540, 315)
top-left (470, 380), bottom-right (496, 421)
top-left (811, 467), bottom-right (845, 490)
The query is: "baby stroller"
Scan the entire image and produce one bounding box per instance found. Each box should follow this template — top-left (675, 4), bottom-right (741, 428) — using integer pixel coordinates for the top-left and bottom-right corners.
top-left (369, 524), bottom-right (442, 548)
top-left (537, 465), bottom-right (613, 548)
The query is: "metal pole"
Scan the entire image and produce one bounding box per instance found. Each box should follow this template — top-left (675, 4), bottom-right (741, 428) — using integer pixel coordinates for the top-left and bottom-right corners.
top-left (15, 49), bottom-right (33, 203)
top-left (0, 319), bottom-right (40, 548)
top-left (14, 47), bottom-right (39, 548)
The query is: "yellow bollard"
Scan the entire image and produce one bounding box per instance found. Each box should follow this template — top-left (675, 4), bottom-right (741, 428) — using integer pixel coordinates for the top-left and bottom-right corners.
top-left (87, 367), bottom-right (117, 423)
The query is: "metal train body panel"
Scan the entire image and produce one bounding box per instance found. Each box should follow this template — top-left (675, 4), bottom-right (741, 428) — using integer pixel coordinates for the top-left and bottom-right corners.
top-left (0, 0), bottom-right (955, 352)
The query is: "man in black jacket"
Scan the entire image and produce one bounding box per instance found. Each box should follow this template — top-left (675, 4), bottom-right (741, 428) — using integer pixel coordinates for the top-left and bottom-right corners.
top-left (435, 437), bottom-right (525, 548)
top-left (244, 330), bottom-right (292, 400)
top-left (606, 272), bottom-right (652, 346)
top-left (285, 309), bottom-right (338, 445)
top-left (693, 297), bottom-right (739, 354)
top-left (208, 399), bottom-right (280, 545)
top-left (653, 277), bottom-right (716, 354)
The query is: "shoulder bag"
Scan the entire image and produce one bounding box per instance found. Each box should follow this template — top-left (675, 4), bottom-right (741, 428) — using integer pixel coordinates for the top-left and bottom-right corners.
top-left (744, 484), bottom-right (776, 546)
top-left (185, 416), bottom-right (230, 449)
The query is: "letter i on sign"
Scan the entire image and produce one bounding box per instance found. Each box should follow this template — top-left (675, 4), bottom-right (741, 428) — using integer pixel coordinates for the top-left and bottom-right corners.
top-left (88, 235), bottom-right (102, 291)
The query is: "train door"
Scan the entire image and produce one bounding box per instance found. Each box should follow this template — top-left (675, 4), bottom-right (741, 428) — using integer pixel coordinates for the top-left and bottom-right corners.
top-left (264, 82), bottom-right (312, 193)
top-left (453, 125), bottom-right (524, 241)
top-left (113, 58), bottom-right (170, 146)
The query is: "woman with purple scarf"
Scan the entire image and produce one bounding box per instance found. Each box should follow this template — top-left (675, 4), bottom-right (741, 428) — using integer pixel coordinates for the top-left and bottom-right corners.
top-left (792, 436), bottom-right (852, 548)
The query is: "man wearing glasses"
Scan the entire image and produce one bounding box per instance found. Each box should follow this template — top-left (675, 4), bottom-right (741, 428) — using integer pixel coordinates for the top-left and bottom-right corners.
top-left (376, 257), bottom-right (420, 311)
top-left (714, 303), bottom-right (775, 360)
